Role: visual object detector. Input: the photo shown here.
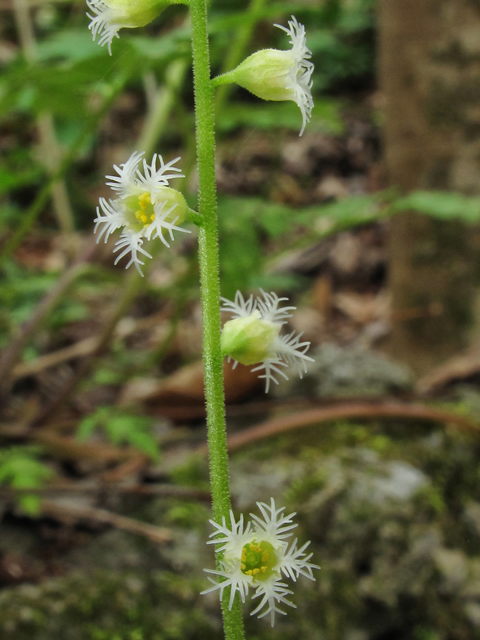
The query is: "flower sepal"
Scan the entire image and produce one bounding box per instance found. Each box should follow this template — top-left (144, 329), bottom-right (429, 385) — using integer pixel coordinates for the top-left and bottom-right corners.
top-left (214, 50), bottom-right (296, 102)
top-left (221, 312), bottom-right (280, 366)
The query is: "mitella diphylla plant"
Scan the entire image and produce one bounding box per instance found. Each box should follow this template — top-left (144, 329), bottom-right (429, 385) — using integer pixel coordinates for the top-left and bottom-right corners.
top-left (221, 290), bottom-right (314, 392)
top-left (86, 1), bottom-right (317, 637)
top-left (203, 499), bottom-right (319, 626)
top-left (212, 16), bottom-right (314, 135)
top-left (94, 151), bottom-right (190, 275)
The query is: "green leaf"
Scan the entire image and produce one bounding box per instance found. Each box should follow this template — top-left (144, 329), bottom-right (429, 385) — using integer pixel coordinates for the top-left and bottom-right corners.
top-left (0, 447), bottom-right (53, 516)
top-left (392, 191), bottom-right (480, 223)
top-left (36, 29), bottom-right (108, 63)
top-left (76, 407), bottom-right (160, 461)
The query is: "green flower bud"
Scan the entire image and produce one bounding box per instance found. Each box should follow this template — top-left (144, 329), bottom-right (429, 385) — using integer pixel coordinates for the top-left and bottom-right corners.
top-left (227, 50), bottom-right (295, 102)
top-left (221, 311), bottom-right (280, 366)
top-left (212, 16), bottom-right (314, 136)
top-left (221, 290), bottom-right (314, 392)
top-left (87, 0), bottom-right (187, 54)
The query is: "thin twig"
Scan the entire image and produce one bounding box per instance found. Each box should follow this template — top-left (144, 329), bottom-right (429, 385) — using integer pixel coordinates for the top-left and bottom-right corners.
top-left (219, 402), bottom-right (479, 453)
top-left (33, 431), bottom-right (145, 462)
top-left (12, 0), bottom-right (75, 235)
top-left (0, 240), bottom-right (97, 393)
top-left (32, 268), bottom-right (142, 425)
top-left (12, 336), bottom-right (100, 380)
top-left (0, 484), bottom-right (210, 501)
top-left (40, 499), bottom-right (172, 545)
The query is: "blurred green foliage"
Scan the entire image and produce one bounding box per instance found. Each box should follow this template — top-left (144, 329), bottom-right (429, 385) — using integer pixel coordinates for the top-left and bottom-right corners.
top-left (77, 406), bottom-right (160, 460)
top-left (0, 446), bottom-right (53, 515)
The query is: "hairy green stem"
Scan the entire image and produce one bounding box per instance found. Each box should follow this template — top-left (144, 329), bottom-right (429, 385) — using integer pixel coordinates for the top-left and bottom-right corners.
top-left (189, 1), bottom-right (245, 638)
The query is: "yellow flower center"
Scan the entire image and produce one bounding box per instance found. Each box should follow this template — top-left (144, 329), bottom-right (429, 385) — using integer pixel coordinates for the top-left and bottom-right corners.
top-left (134, 192), bottom-right (155, 226)
top-left (240, 541), bottom-right (277, 581)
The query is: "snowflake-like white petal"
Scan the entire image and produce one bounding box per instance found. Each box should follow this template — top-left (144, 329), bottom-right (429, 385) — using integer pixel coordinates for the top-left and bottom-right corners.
top-left (274, 16), bottom-right (314, 136)
top-left (221, 290), bottom-right (256, 319)
top-left (256, 289), bottom-right (296, 325)
top-left (251, 357), bottom-right (289, 393)
top-left (94, 197), bottom-right (127, 243)
top-left (207, 511), bottom-right (253, 557)
top-left (278, 538), bottom-right (320, 582)
top-left (86, 0), bottom-right (121, 55)
top-left (250, 577), bottom-right (295, 626)
top-left (203, 560), bottom-right (253, 610)
top-left (273, 330), bottom-right (315, 378)
top-left (144, 201), bottom-right (191, 246)
top-left (250, 498), bottom-right (297, 546)
top-left (113, 231), bottom-right (152, 276)
top-left (105, 150), bottom-right (145, 198)
top-left (136, 154), bottom-right (184, 204)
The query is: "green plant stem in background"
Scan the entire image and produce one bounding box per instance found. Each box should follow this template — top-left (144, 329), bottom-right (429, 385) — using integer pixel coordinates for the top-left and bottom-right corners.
top-left (215, 0), bottom-right (267, 115)
top-left (12, 0), bottom-right (75, 237)
top-left (189, 1), bottom-right (245, 638)
top-left (0, 77), bottom-right (127, 264)
top-left (138, 58), bottom-right (190, 156)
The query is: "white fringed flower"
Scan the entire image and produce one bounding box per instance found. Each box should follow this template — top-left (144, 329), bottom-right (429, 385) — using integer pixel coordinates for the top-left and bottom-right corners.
top-left (202, 499), bottom-right (319, 626)
top-left (213, 15), bottom-right (314, 135)
top-left (220, 290), bottom-right (314, 392)
top-left (94, 150), bottom-right (189, 276)
top-left (274, 16), bottom-right (314, 135)
top-left (86, 0), bottom-right (120, 55)
top-left (86, 0), bottom-right (178, 55)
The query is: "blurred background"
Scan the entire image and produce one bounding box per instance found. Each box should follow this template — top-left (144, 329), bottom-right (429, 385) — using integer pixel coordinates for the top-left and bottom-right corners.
top-left (2, 0), bottom-right (480, 638)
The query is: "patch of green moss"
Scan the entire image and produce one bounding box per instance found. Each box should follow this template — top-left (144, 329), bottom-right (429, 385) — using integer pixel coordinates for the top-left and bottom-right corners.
top-left (0, 571), bottom-right (219, 640)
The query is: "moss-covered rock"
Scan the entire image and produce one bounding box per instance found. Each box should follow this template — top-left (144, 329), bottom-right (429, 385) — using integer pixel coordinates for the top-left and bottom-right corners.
top-left (1, 422), bottom-right (480, 639)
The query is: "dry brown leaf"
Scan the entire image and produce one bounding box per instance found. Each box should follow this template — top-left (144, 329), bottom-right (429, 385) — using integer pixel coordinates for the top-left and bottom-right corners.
top-left (418, 348), bottom-right (480, 395)
top-left (333, 291), bottom-right (390, 325)
top-left (120, 360), bottom-right (261, 419)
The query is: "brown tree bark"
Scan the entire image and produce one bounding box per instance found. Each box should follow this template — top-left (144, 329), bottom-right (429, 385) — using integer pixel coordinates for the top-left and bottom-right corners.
top-left (380, 0), bottom-right (480, 375)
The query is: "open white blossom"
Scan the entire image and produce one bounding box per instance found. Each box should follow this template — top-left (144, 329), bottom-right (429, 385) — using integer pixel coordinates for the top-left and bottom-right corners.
top-left (221, 290), bottom-right (314, 392)
top-left (94, 150), bottom-right (189, 276)
top-left (202, 499), bottom-right (319, 626)
top-left (213, 15), bottom-right (314, 135)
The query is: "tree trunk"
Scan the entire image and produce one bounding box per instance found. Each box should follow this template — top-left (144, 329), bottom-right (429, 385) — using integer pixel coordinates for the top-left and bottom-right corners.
top-left (379, 0), bottom-right (480, 375)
